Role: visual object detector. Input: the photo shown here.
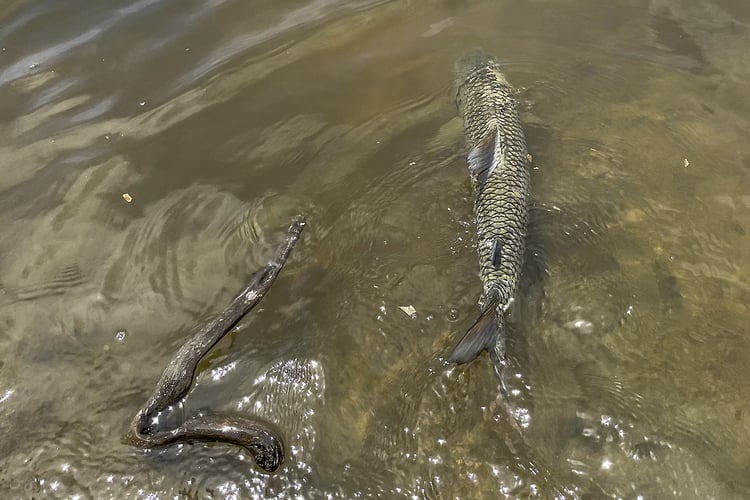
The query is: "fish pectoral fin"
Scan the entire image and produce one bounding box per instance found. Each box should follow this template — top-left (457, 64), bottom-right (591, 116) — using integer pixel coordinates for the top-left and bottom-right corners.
top-left (447, 295), bottom-right (501, 364)
top-left (467, 132), bottom-right (504, 186)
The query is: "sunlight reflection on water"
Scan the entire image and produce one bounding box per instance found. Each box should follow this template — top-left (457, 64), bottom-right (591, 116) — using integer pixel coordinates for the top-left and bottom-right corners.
top-left (1, 0), bottom-right (749, 497)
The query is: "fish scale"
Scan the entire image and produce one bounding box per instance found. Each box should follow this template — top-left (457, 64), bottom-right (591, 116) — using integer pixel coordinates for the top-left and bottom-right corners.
top-left (449, 49), bottom-right (531, 369)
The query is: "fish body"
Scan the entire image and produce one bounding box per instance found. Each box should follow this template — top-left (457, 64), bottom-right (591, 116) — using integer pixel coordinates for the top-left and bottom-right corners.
top-left (449, 49), bottom-right (531, 372)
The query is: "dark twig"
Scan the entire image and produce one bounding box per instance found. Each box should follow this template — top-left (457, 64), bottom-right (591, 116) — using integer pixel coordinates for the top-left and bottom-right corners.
top-left (127, 215), bottom-right (306, 473)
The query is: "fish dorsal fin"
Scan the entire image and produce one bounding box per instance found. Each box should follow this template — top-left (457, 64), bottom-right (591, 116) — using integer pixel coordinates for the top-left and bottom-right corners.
top-left (491, 239), bottom-right (503, 268)
top-left (467, 129), bottom-right (504, 186)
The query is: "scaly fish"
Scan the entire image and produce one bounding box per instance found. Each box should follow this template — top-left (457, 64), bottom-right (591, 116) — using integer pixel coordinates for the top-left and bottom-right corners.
top-left (448, 49), bottom-right (531, 378)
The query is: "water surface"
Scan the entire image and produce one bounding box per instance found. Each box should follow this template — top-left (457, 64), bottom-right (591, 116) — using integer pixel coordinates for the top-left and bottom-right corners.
top-left (1, 0), bottom-right (749, 497)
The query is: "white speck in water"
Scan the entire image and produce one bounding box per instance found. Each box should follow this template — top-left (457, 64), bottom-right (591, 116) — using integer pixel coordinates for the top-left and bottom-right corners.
top-left (0, 389), bottom-right (14, 403)
top-left (625, 305), bottom-right (634, 316)
top-left (601, 458), bottom-right (612, 470)
top-left (115, 330), bottom-right (127, 343)
top-left (139, 101), bottom-right (146, 106)
top-left (29, 63), bottom-right (38, 69)
top-left (564, 319), bottom-right (594, 335)
top-left (398, 305), bottom-right (417, 318)
top-left (409, 161), bottom-right (416, 166)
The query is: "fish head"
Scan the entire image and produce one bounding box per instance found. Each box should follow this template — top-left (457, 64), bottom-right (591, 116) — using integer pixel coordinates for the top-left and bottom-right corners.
top-left (454, 48), bottom-right (508, 85)
top-left (454, 48), bottom-right (512, 117)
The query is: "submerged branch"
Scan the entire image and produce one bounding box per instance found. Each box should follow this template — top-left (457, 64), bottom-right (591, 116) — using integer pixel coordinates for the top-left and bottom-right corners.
top-left (127, 215), bottom-right (306, 473)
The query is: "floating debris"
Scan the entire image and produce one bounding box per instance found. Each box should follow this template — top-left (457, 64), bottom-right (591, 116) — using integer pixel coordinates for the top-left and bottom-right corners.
top-left (122, 193), bottom-right (133, 203)
top-left (398, 305), bottom-right (417, 318)
top-left (683, 158), bottom-right (690, 168)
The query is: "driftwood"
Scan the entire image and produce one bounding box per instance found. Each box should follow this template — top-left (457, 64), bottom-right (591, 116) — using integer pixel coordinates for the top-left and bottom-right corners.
top-left (127, 215), bottom-right (306, 473)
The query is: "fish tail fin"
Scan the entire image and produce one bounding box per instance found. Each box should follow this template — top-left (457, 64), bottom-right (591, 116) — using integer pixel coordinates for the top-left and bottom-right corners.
top-left (448, 295), bottom-right (501, 364)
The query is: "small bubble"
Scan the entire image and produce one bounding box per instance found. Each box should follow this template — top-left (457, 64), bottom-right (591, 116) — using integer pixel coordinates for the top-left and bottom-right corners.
top-left (115, 330), bottom-right (127, 343)
top-left (447, 308), bottom-right (460, 321)
top-left (139, 101), bottom-right (146, 106)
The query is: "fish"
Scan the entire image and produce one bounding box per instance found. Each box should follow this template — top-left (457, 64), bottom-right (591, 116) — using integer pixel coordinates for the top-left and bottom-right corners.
top-left (448, 49), bottom-right (531, 379)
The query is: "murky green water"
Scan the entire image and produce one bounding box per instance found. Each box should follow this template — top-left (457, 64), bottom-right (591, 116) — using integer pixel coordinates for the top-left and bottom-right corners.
top-left (1, 0), bottom-right (749, 498)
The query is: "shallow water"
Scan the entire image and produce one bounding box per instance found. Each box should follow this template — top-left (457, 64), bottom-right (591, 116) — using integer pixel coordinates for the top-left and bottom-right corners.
top-left (1, 0), bottom-right (749, 498)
